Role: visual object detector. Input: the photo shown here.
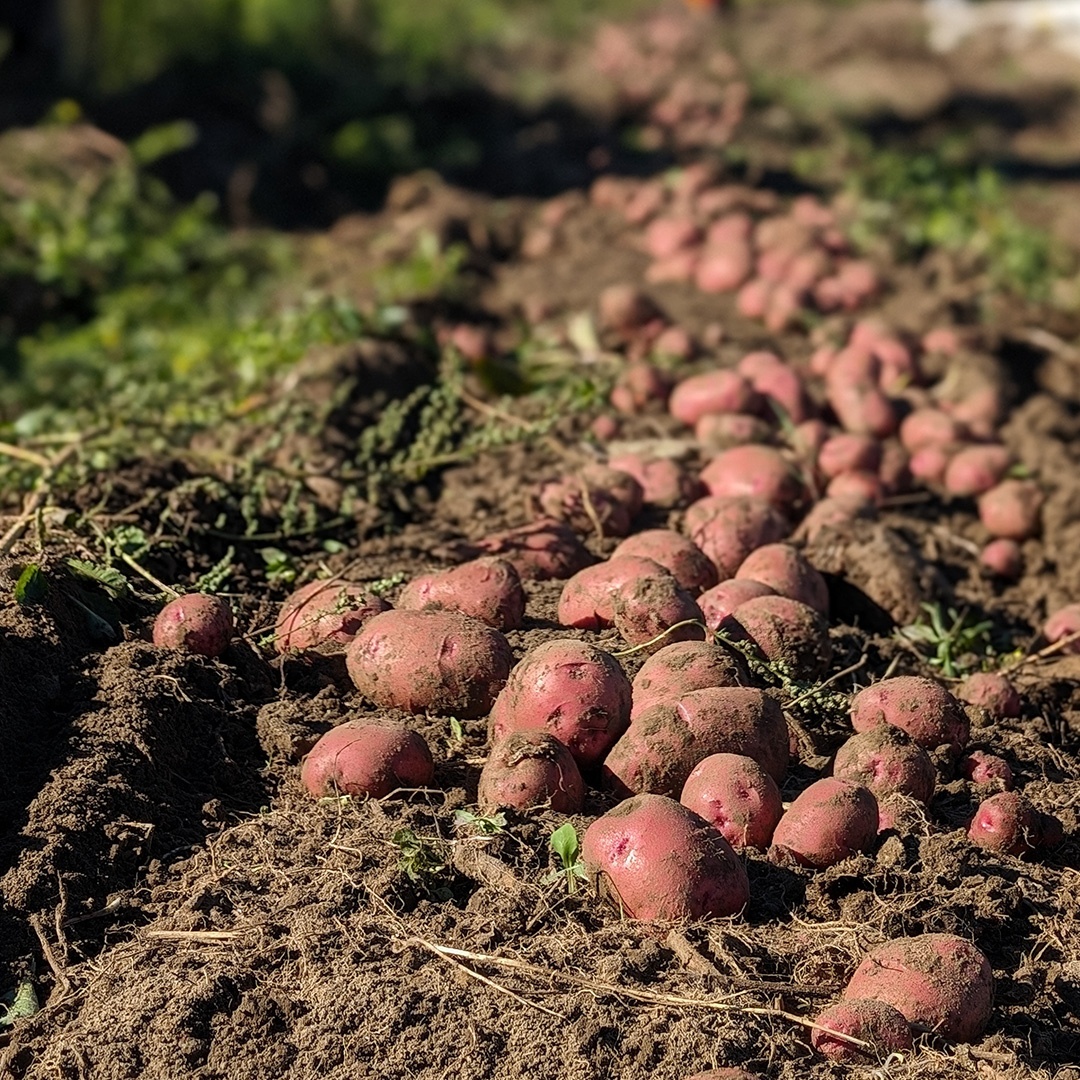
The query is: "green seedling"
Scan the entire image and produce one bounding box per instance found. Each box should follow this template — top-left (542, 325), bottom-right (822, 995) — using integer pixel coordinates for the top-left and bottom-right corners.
top-left (194, 546), bottom-right (236, 594)
top-left (14, 564), bottom-right (47, 607)
top-left (259, 547), bottom-right (297, 584)
top-left (392, 828), bottom-right (446, 882)
top-left (898, 602), bottom-right (994, 678)
top-left (0, 979), bottom-right (39, 1027)
top-left (542, 821), bottom-right (587, 894)
top-left (452, 809), bottom-right (507, 836)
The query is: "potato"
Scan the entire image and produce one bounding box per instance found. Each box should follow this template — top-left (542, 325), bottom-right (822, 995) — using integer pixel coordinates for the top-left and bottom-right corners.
top-left (608, 454), bottom-right (704, 509)
top-left (558, 556), bottom-right (670, 629)
top-left (301, 722), bottom-right (434, 798)
top-left (611, 574), bottom-right (705, 654)
top-left (811, 998), bottom-right (913, 1062)
top-left (960, 750), bottom-right (1014, 790)
top-left (789, 418), bottom-right (829, 458)
top-left (612, 530), bottom-right (718, 595)
top-left (603, 686), bottom-right (789, 797)
top-left (832, 727), bottom-right (935, 803)
top-left (908, 445), bottom-right (951, 486)
top-left (695, 248), bottom-right (752, 293)
top-left (800, 495), bottom-right (875, 541)
top-left (653, 325), bottom-right (695, 360)
top-left (685, 495), bottom-right (790, 579)
top-left (770, 778), bottom-right (878, 868)
top-left (680, 753), bottom-right (783, 849)
top-left (610, 362), bottom-right (673, 414)
top-left (735, 543), bottom-right (829, 616)
top-left (669, 370), bottom-right (761, 427)
top-left (700, 445), bottom-right (808, 514)
top-left (719, 595), bottom-right (832, 680)
top-left (943, 444), bottom-right (1014, 498)
top-left (980, 538), bottom-right (1022, 580)
top-left (488, 639), bottom-right (632, 767)
top-left (1043, 603), bottom-right (1080, 654)
top-left (477, 732), bottom-right (584, 813)
top-left (397, 557), bottom-right (525, 631)
top-left (968, 791), bottom-right (1061, 855)
top-left (843, 933), bottom-right (993, 1043)
top-left (978, 479), bottom-right (1043, 541)
top-left (696, 413), bottom-right (775, 449)
top-left (346, 610), bottom-right (512, 719)
top-left (534, 464), bottom-right (644, 538)
top-left (958, 672), bottom-right (1021, 718)
top-left (850, 676), bottom-right (969, 754)
top-left (274, 580), bottom-right (389, 653)
top-left (899, 408), bottom-right (965, 452)
top-left (817, 434), bottom-right (882, 479)
top-left (736, 277), bottom-right (772, 319)
top-left (645, 216), bottom-right (701, 259)
top-left (632, 640), bottom-right (751, 718)
top-left (876, 793), bottom-right (927, 835)
top-left (699, 579), bottom-right (776, 630)
top-left (747, 361), bottom-right (810, 424)
top-left (825, 470), bottom-right (885, 506)
top-left (153, 593), bottom-right (233, 658)
top-left (471, 518), bottom-right (594, 580)
top-left (599, 284), bottom-right (662, 336)
top-left (582, 793), bottom-right (749, 920)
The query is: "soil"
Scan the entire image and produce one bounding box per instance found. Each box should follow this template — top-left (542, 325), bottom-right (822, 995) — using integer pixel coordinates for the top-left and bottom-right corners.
top-left (3, 3), bottom-right (1080, 1079)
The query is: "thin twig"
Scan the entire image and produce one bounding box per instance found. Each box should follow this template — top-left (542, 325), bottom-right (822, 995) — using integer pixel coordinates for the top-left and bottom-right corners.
top-left (1005, 630), bottom-right (1080, 673)
top-left (0, 442), bottom-right (82, 556)
top-left (610, 619), bottom-right (708, 657)
top-left (118, 552), bottom-right (181, 599)
top-left (0, 441), bottom-right (52, 468)
top-left (577, 475), bottom-right (605, 541)
top-left (29, 914), bottom-right (72, 998)
top-left (143, 929), bottom-right (252, 942)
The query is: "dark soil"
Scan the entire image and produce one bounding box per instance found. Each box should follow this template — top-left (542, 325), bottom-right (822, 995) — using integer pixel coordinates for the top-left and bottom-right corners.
top-left (3, 3), bottom-right (1080, 1079)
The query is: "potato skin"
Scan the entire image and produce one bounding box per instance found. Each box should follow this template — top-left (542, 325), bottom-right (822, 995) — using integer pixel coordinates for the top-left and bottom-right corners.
top-left (770, 777), bottom-right (878, 868)
top-left (582, 793), bottom-right (750, 921)
top-left (700, 445), bottom-right (807, 514)
top-left (603, 686), bottom-right (789, 797)
top-left (843, 933), bottom-right (993, 1043)
top-left (300, 723), bottom-right (434, 798)
top-left (850, 676), bottom-right (969, 754)
top-left (477, 732), bottom-right (584, 813)
top-left (977, 478), bottom-right (1043, 540)
top-left (719, 595), bottom-right (832, 680)
top-left (698, 579), bottom-right (776, 630)
top-left (958, 672), bottom-right (1021, 718)
top-left (1044, 604), bottom-right (1080, 654)
top-left (472, 518), bottom-right (593, 581)
top-left (967, 790), bottom-right (1062, 854)
top-left (612, 530), bottom-right (718, 595)
top-left (346, 610), bottom-right (512, 719)
top-left (832, 727), bottom-right (935, 804)
top-left (669, 370), bottom-right (760, 426)
top-left (943, 444), bottom-right (1013, 497)
top-left (558, 556), bottom-right (669, 629)
top-left (735, 543), bottom-right (829, 616)
top-left (488, 639), bottom-right (632, 767)
top-left (534, 464), bottom-right (643, 538)
top-left (680, 753), bottom-right (783, 849)
top-left (274, 580), bottom-right (389, 653)
top-left (153, 594), bottom-right (233, 658)
top-left (397, 557), bottom-right (525, 631)
top-left (686, 495), bottom-right (790, 579)
top-left (811, 998), bottom-right (913, 1062)
top-left (631, 640), bottom-right (751, 719)
top-left (611, 575), bottom-right (705, 655)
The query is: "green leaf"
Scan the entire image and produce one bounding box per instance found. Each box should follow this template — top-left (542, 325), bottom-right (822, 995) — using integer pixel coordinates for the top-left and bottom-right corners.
top-left (0, 979), bottom-right (39, 1026)
top-left (66, 558), bottom-right (132, 599)
top-left (448, 717), bottom-right (464, 743)
top-left (14, 564), bottom-right (47, 606)
top-left (549, 822), bottom-right (579, 869)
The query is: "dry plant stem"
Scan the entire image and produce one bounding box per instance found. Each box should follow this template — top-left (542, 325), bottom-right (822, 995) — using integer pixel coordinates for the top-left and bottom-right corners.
top-left (0, 441), bottom-right (52, 468)
top-left (0, 442), bottom-right (82, 556)
top-left (143, 929), bottom-right (251, 942)
top-left (789, 654), bottom-right (867, 707)
top-left (1005, 629), bottom-right (1080, 673)
top-left (29, 914), bottom-right (72, 998)
top-left (610, 619), bottom-right (709, 657)
top-left (118, 552), bottom-right (181, 599)
top-left (405, 938), bottom-right (870, 1049)
top-left (577, 475), bottom-right (605, 540)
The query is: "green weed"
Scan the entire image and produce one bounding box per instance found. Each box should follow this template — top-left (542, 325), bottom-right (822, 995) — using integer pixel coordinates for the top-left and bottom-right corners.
top-left (897, 602), bottom-right (994, 679)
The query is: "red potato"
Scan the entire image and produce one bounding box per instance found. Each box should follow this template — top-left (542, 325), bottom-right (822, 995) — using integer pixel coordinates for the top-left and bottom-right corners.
top-left (736, 277), bottom-right (773, 319)
top-left (978, 479), bottom-right (1043, 540)
top-left (274, 580), bottom-right (389, 653)
top-left (817, 434), bottom-right (882, 479)
top-left (471, 518), bottom-right (594, 581)
top-left (613, 530), bottom-right (718, 594)
top-left (747, 362), bottom-right (811, 424)
top-left (764, 286), bottom-right (801, 333)
top-left (583, 793), bottom-right (750, 920)
top-left (800, 495), bottom-right (875, 541)
top-left (958, 672), bottom-right (1021, 718)
top-left (603, 686), bottom-right (790, 797)
top-left (843, 933), bottom-right (993, 1044)
top-left (680, 753), bottom-right (783, 849)
top-left (1043, 603), bottom-right (1080, 654)
top-left (396, 557), bottom-right (525, 631)
top-left (826, 470), bottom-right (885, 507)
top-left (488, 639), bottom-right (631, 767)
top-left (943, 444), bottom-right (1014, 498)
top-left (850, 676), bottom-right (969, 754)
top-left (953, 385), bottom-right (1005, 439)
top-left (735, 351), bottom-right (784, 380)
top-left (558, 555), bottom-right (670, 629)
top-left (645, 216), bottom-right (701, 259)
top-left (534, 464), bottom-right (643, 538)
top-left (960, 750), bottom-right (1014, 789)
top-left (832, 727), bottom-right (935, 804)
top-left (923, 327), bottom-right (961, 354)
top-left (833, 386), bottom-right (898, 439)
top-left (705, 212), bottom-right (753, 246)
top-left (686, 495), bottom-right (790, 579)
top-left (811, 998), bottom-right (913, 1062)
top-left (611, 574), bottom-right (705, 654)
top-left (653, 325), bottom-right (695, 360)
top-left (611, 361), bottom-right (673, 414)
top-left (771, 778), bottom-right (878, 868)
top-left (876, 794), bottom-right (928, 835)
top-left (695, 247), bottom-right (752, 293)
top-left (735, 543), bottom-right (829, 616)
top-left (153, 594), bottom-right (233, 658)
top-left (607, 454), bottom-right (704, 509)
top-left (699, 579), bottom-right (776, 631)
top-left (810, 345), bottom-right (837, 378)
top-left (909, 445), bottom-right (952, 486)
top-left (346, 610), bottom-right (512, 719)
top-left (623, 184), bottom-right (667, 226)
top-left (789, 418), bottom-right (830, 458)
top-left (980, 538), bottom-right (1022, 579)
top-left (477, 732), bottom-right (584, 813)
top-left (700, 445), bottom-right (808, 514)
top-left (899, 408), bottom-right (966, 453)
top-left (696, 412), bottom-right (775, 449)
top-left (669, 370), bottom-right (761, 427)
top-left (719, 595), bottom-right (832, 680)
top-left (648, 251), bottom-right (700, 285)
top-left (599, 284), bottom-right (662, 335)
top-left (968, 791), bottom-right (1062, 855)
top-left (301, 723), bottom-right (434, 798)
top-left (631, 640), bottom-right (751, 718)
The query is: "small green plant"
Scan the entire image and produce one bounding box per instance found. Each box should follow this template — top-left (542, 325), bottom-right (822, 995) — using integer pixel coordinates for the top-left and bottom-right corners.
top-left (259, 546), bottom-right (297, 584)
top-left (13, 564), bottom-right (47, 606)
top-left (452, 809), bottom-right (507, 835)
top-left (194, 547), bottom-right (236, 594)
top-left (445, 716), bottom-right (465, 751)
top-left (898, 602), bottom-right (994, 678)
top-left (542, 821), bottom-right (588, 894)
top-left (0, 979), bottom-right (39, 1027)
top-left (366, 572), bottom-right (407, 597)
top-left (392, 828), bottom-right (446, 882)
